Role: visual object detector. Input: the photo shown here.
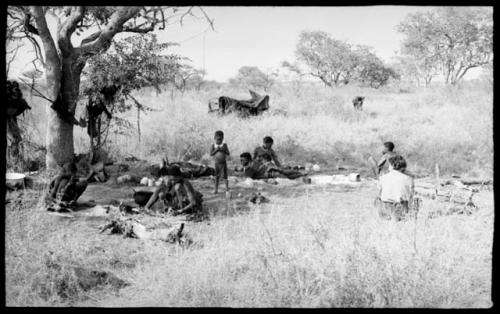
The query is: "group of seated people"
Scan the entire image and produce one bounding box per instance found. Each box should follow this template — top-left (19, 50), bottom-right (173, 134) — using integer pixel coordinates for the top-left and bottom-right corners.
top-left (45, 158), bottom-right (203, 215)
top-left (45, 138), bottom-right (415, 221)
top-left (238, 136), bottom-right (304, 180)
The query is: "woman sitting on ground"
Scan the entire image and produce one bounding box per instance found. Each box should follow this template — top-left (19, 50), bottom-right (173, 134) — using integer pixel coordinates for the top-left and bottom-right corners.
top-left (376, 155), bottom-right (415, 221)
top-left (145, 166), bottom-right (203, 215)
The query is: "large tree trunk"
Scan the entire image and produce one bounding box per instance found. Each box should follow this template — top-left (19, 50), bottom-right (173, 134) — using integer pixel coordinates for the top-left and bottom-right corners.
top-left (45, 107), bottom-right (74, 169)
top-left (45, 55), bottom-right (85, 169)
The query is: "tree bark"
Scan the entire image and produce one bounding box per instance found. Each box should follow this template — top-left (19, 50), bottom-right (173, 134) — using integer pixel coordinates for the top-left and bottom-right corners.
top-left (46, 55), bottom-right (85, 169)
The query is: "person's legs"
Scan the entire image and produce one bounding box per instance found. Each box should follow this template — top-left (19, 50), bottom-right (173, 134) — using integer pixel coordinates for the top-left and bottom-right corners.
top-left (376, 199), bottom-right (393, 220)
top-left (56, 178), bottom-right (70, 200)
top-left (223, 163), bottom-right (229, 191)
top-left (280, 169), bottom-right (303, 179)
top-left (59, 179), bottom-right (87, 203)
top-left (145, 185), bottom-right (165, 210)
top-left (71, 180), bottom-right (88, 202)
top-left (174, 184), bottom-right (185, 210)
top-left (394, 201), bottom-right (410, 221)
top-left (214, 163), bottom-right (221, 194)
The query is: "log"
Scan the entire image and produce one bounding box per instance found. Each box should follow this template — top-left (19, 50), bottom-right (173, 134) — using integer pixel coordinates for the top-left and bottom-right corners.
top-left (414, 187), bottom-right (472, 205)
top-left (442, 179), bottom-right (492, 186)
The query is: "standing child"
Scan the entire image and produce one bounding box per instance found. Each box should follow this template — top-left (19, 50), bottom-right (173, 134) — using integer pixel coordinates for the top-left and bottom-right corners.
top-left (210, 130), bottom-right (230, 194)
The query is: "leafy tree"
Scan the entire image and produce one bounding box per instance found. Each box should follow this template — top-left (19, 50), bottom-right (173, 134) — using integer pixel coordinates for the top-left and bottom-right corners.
top-left (357, 60), bottom-right (399, 89)
top-left (397, 7), bottom-right (493, 86)
top-left (172, 63), bottom-right (206, 93)
top-left (82, 33), bottom-right (183, 149)
top-left (280, 61), bottom-right (308, 95)
top-left (7, 6), bottom-right (213, 169)
top-left (353, 46), bottom-right (399, 89)
top-left (295, 31), bottom-right (353, 87)
top-left (229, 66), bottom-right (276, 92)
top-left (392, 55), bottom-right (439, 88)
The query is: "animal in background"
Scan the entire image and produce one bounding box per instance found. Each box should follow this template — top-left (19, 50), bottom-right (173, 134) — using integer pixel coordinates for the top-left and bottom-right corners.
top-left (352, 96), bottom-right (365, 111)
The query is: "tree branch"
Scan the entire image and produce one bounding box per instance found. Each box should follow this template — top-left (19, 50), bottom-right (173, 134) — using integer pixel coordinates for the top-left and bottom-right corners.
top-left (75, 7), bottom-right (141, 57)
top-left (122, 23), bottom-right (155, 33)
top-left (25, 35), bottom-right (46, 66)
top-left (23, 13), bottom-right (39, 35)
top-left (29, 6), bottom-right (60, 71)
top-left (80, 30), bottom-right (101, 45)
top-left (57, 6), bottom-right (85, 57)
top-left (198, 7), bottom-right (215, 31)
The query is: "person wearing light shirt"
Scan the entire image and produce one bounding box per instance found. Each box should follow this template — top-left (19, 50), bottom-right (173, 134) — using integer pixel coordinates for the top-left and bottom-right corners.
top-left (376, 155), bottom-right (414, 221)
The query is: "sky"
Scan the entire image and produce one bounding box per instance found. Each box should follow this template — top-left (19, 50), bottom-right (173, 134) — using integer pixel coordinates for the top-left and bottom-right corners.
top-left (153, 6), bottom-right (433, 81)
top-left (7, 6), bottom-right (486, 82)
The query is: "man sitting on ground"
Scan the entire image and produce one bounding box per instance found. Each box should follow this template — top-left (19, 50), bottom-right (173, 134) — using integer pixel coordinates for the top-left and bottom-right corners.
top-left (376, 155), bottom-right (415, 221)
top-left (253, 136), bottom-right (282, 168)
top-left (145, 166), bottom-right (203, 215)
top-left (46, 162), bottom-right (92, 211)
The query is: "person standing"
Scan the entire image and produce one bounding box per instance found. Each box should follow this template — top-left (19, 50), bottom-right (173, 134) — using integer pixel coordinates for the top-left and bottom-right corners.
top-left (210, 130), bottom-right (230, 194)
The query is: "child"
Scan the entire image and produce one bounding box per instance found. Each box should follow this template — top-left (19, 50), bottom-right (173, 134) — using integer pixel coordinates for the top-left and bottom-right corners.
top-left (210, 130), bottom-right (230, 194)
top-left (253, 136), bottom-right (281, 168)
top-left (377, 141), bottom-right (398, 175)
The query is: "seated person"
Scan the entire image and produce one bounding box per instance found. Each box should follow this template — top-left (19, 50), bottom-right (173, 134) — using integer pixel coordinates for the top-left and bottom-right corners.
top-left (239, 152), bottom-right (269, 180)
top-left (253, 136), bottom-right (282, 168)
top-left (376, 155), bottom-right (415, 221)
top-left (46, 162), bottom-right (90, 211)
top-left (145, 166), bottom-right (203, 215)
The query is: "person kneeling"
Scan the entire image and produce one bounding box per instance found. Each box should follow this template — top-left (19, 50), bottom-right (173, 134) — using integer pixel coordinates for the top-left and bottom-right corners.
top-left (376, 155), bottom-right (414, 221)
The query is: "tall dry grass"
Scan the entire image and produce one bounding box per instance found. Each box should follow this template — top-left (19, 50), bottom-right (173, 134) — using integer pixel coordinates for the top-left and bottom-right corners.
top-left (87, 187), bottom-right (493, 307)
top-left (87, 81), bottom-right (493, 177)
top-left (18, 80), bottom-right (493, 177)
top-left (6, 185), bottom-right (492, 307)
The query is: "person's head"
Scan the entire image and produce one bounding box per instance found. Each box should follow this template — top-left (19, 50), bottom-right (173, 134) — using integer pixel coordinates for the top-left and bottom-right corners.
top-left (240, 152), bottom-right (252, 166)
top-left (214, 130), bottom-right (224, 144)
top-left (62, 162), bottom-right (77, 175)
top-left (383, 141), bottom-right (395, 154)
top-left (388, 155), bottom-right (407, 172)
top-left (263, 136), bottom-right (274, 149)
top-left (168, 166), bottom-right (183, 178)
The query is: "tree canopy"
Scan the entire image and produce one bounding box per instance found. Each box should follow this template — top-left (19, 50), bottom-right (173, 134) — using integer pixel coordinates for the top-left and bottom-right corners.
top-left (397, 7), bottom-right (493, 85)
top-left (287, 31), bottom-right (397, 89)
top-left (229, 66), bottom-right (277, 92)
top-left (6, 6), bottom-right (213, 168)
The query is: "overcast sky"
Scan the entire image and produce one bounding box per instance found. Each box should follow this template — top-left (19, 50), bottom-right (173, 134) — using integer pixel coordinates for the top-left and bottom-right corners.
top-left (8, 6), bottom-right (487, 82)
top-left (153, 6), bottom-right (433, 81)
